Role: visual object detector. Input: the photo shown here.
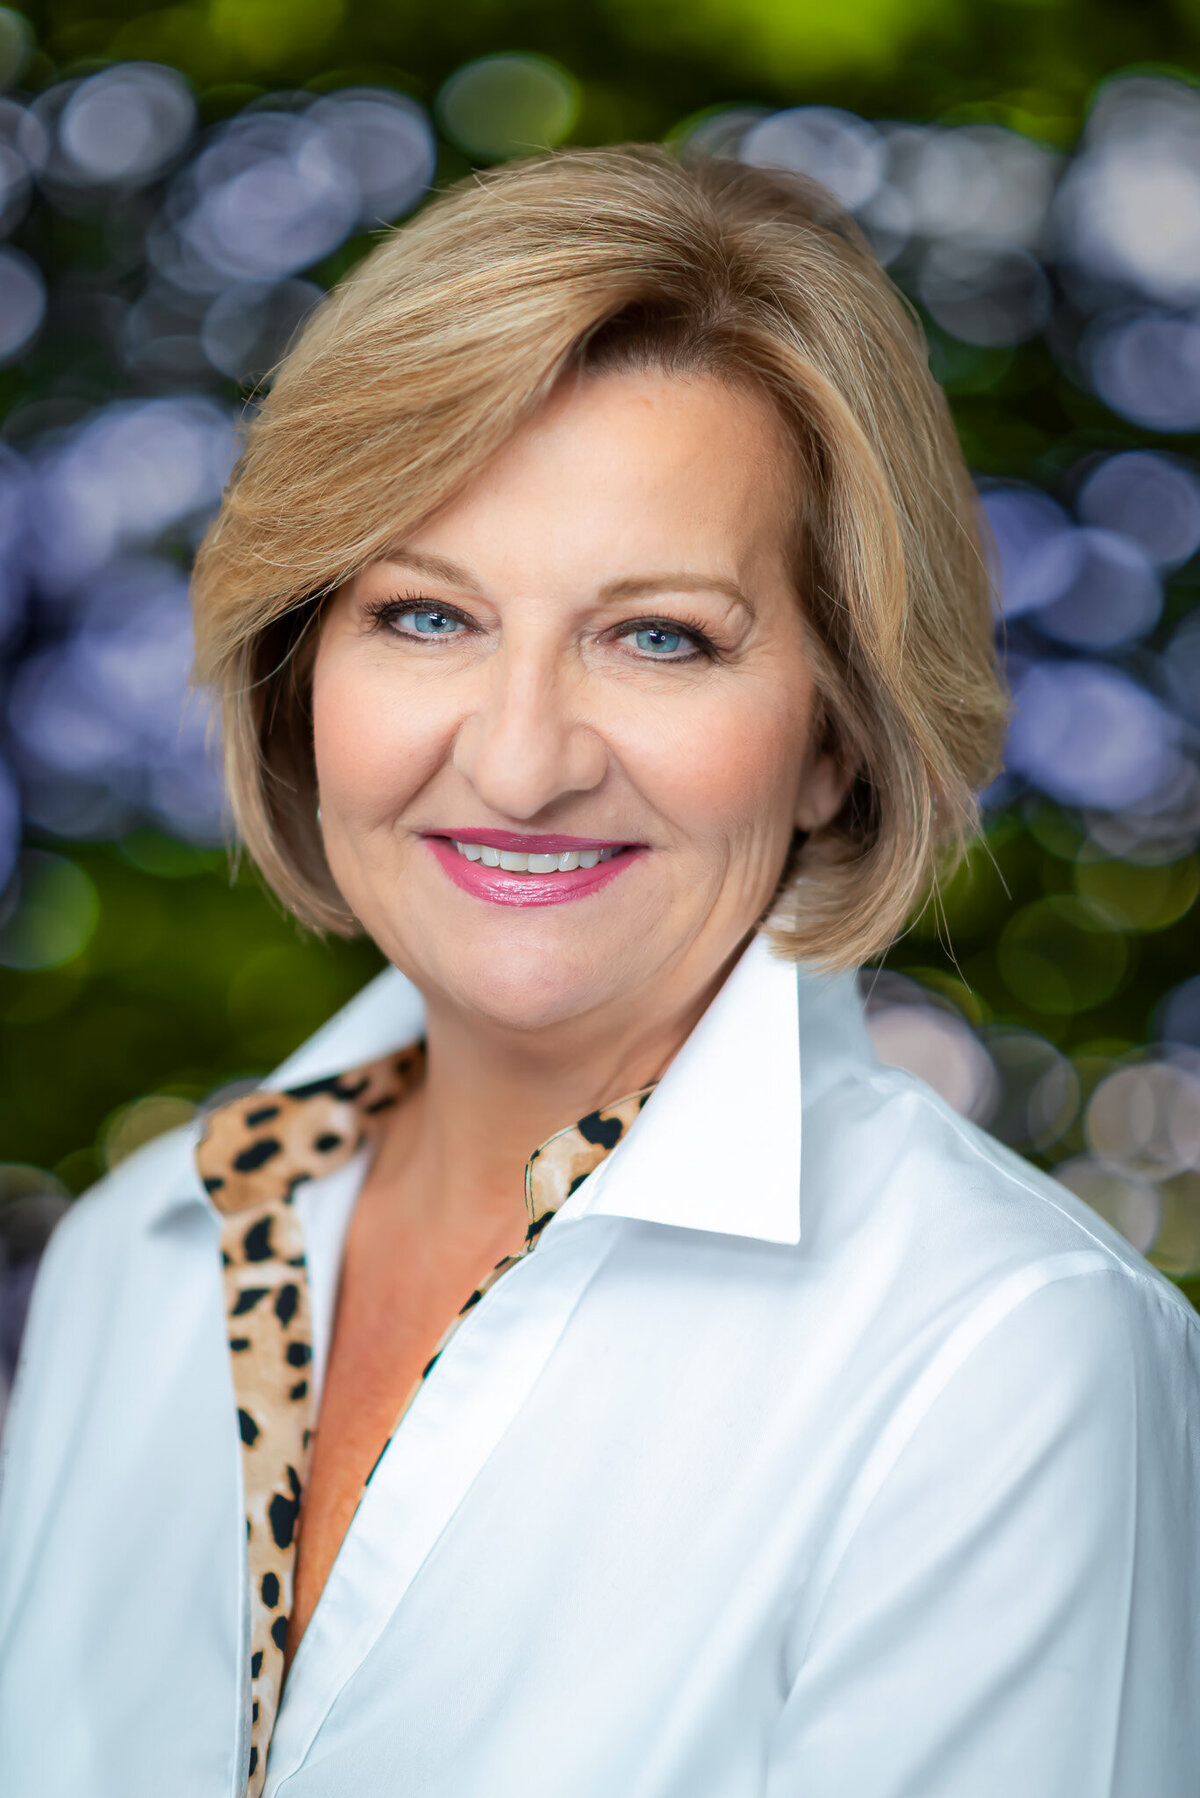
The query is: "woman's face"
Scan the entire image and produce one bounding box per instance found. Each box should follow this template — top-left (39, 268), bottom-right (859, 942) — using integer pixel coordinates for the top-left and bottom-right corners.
top-left (312, 370), bottom-right (847, 1035)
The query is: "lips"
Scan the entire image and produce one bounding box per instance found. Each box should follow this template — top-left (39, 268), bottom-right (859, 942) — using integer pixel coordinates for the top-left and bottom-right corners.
top-left (426, 829), bottom-right (627, 853)
top-left (423, 833), bottom-right (642, 908)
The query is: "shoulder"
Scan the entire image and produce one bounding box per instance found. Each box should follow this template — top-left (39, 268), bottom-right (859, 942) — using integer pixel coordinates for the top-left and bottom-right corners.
top-left (5, 1124), bottom-right (210, 1425)
top-left (804, 1049), bottom-right (1198, 1356)
top-left (798, 1065), bottom-right (1200, 1584)
top-left (35, 1118), bottom-right (207, 1275)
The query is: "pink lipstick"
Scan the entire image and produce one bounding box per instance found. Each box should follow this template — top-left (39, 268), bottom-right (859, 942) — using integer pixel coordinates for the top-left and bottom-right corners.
top-left (422, 831), bottom-right (643, 908)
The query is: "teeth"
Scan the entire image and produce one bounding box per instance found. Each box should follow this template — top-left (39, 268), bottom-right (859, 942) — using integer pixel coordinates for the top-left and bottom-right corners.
top-left (449, 841), bottom-right (620, 874)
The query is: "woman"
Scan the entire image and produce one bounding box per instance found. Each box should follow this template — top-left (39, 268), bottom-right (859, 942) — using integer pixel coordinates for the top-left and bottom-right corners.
top-left (0, 147), bottom-right (1196, 1798)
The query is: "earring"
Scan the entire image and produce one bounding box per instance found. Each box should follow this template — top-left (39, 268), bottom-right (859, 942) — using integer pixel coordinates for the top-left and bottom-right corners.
top-left (316, 804), bottom-right (323, 826)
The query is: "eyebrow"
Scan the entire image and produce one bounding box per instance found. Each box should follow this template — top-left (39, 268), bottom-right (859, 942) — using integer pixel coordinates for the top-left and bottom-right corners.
top-left (382, 554), bottom-right (756, 618)
top-left (598, 573), bottom-right (756, 617)
top-left (380, 550), bottom-right (480, 588)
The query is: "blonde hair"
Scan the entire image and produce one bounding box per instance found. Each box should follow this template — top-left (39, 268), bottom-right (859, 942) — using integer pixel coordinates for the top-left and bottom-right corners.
top-left (191, 144), bottom-right (1006, 969)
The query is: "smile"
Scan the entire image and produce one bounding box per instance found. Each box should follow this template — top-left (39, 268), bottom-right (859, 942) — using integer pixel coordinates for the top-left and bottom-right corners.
top-left (450, 841), bottom-right (618, 873)
top-left (423, 833), bottom-right (641, 907)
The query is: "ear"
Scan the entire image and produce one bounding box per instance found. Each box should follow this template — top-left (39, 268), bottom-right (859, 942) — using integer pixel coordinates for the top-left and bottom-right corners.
top-left (794, 741), bottom-right (856, 834)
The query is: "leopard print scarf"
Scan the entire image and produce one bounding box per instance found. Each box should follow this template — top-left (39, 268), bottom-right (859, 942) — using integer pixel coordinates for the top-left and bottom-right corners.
top-left (197, 1049), bottom-right (653, 1796)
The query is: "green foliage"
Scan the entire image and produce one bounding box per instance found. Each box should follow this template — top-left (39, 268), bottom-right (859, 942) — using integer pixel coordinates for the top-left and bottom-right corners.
top-left (0, 839), bottom-right (383, 1189)
top-left (899, 802), bottom-right (1200, 1054)
top-left (1, 0), bottom-right (1199, 1320)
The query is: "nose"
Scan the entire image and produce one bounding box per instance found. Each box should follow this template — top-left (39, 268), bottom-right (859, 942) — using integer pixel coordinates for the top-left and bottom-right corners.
top-left (451, 641), bottom-right (608, 820)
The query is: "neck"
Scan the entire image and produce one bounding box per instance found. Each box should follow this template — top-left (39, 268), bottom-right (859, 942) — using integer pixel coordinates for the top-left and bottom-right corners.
top-left (376, 950), bottom-right (739, 1236)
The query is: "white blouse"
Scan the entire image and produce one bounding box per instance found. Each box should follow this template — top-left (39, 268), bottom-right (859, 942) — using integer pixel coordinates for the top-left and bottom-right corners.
top-left (0, 932), bottom-right (1197, 1798)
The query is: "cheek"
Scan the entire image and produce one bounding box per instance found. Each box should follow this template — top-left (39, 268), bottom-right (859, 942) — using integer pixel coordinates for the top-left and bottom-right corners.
top-left (618, 679), bottom-right (812, 850)
top-left (311, 650), bottom-right (452, 821)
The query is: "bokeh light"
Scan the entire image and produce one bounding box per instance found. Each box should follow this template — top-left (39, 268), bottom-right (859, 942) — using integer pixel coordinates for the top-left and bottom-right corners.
top-left (981, 488), bottom-right (1076, 620)
top-left (981, 1029), bottom-right (1081, 1152)
top-left (0, 12), bottom-right (1197, 1322)
top-left (886, 123), bottom-right (1059, 247)
top-left (436, 54), bottom-right (579, 162)
top-left (173, 113), bottom-right (363, 284)
top-left (864, 975), bottom-right (999, 1120)
top-left (0, 247), bottom-right (43, 361)
top-left (742, 107), bottom-right (885, 209)
top-left (0, 759), bottom-right (19, 891)
top-left (1087, 310), bottom-right (1200, 434)
top-left (1055, 1158), bottom-right (1164, 1255)
top-left (0, 8), bottom-right (30, 92)
top-left (0, 101), bottom-right (30, 236)
top-left (1152, 1173), bottom-right (1200, 1277)
top-left (0, 852), bottom-right (99, 971)
top-left (102, 1093), bottom-right (197, 1169)
top-left (997, 895), bottom-right (1129, 1014)
top-left (1056, 76), bottom-right (1200, 307)
top-left (1031, 529), bottom-right (1161, 649)
top-left (1006, 661), bottom-right (1180, 811)
top-left (1077, 453), bottom-right (1200, 569)
top-left (918, 244), bottom-right (1051, 348)
top-left (307, 90), bottom-right (437, 226)
top-left (28, 398), bottom-right (236, 594)
top-left (1074, 853), bottom-right (1200, 931)
top-left (56, 64), bottom-right (195, 187)
top-left (1160, 975), bottom-right (1200, 1050)
top-left (0, 1163), bottom-right (69, 1422)
top-left (1085, 1058), bottom-right (1200, 1180)
top-left (200, 277), bottom-right (323, 384)
top-left (150, 89), bottom-right (435, 294)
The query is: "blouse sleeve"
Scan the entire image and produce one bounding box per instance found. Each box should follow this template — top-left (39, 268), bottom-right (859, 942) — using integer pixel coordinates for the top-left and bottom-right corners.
top-left (766, 1264), bottom-right (1200, 1798)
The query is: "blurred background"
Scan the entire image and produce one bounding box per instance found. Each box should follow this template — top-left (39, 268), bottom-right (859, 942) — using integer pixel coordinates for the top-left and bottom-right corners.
top-left (3, 0), bottom-right (1200, 1403)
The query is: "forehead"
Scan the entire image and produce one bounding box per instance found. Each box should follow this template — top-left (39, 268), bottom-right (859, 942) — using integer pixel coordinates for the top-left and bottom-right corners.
top-left (403, 368), bottom-right (800, 580)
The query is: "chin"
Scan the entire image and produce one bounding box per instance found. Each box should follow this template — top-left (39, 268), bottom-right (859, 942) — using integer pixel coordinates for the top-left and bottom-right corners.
top-left (364, 869), bottom-right (679, 1034)
top-left (382, 915), bottom-right (634, 1034)
top-left (450, 939), bottom-right (630, 1033)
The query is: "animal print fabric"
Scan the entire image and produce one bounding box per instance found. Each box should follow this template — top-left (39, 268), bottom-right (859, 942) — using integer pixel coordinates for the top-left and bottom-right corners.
top-left (196, 1049), bottom-right (654, 1798)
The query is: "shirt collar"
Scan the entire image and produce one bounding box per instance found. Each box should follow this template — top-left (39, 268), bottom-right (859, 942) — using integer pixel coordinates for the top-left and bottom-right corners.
top-left (151, 931), bottom-right (870, 1246)
top-left (564, 930), bottom-right (807, 1244)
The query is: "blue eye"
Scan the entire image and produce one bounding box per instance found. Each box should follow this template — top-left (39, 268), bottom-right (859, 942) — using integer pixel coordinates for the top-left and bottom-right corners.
top-left (633, 626), bottom-right (685, 656)
top-left (401, 609), bottom-right (461, 636)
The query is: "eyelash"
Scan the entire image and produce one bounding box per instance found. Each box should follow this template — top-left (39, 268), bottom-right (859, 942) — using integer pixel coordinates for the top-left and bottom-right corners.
top-left (362, 594), bottom-right (719, 662)
top-left (362, 594), bottom-right (472, 635)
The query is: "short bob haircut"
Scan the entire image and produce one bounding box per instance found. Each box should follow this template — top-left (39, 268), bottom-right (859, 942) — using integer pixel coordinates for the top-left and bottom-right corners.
top-left (192, 144), bottom-right (1006, 971)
